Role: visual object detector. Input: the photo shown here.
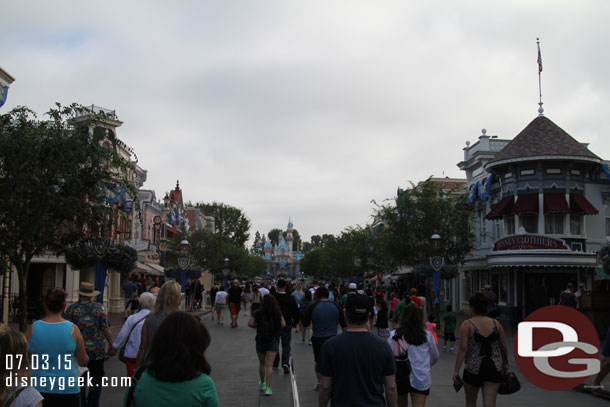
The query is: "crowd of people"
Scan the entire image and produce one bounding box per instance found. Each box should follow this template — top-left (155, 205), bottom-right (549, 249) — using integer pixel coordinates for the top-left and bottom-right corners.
top-left (2, 274), bottom-right (609, 407)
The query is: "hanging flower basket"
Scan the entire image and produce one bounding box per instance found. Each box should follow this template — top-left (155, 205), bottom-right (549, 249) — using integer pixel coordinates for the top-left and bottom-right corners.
top-left (102, 244), bottom-right (137, 274)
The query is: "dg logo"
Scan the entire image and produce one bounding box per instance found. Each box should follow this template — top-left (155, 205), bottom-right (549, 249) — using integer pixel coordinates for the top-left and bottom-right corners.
top-left (515, 305), bottom-right (600, 391)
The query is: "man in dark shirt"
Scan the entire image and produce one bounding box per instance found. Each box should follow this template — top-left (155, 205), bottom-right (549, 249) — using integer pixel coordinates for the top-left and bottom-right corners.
top-left (317, 294), bottom-right (397, 407)
top-left (302, 286), bottom-right (346, 391)
top-left (272, 279), bottom-right (300, 374)
top-left (228, 279), bottom-right (243, 328)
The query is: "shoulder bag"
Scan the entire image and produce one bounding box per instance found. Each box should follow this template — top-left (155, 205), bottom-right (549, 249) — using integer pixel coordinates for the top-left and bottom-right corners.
top-left (498, 371), bottom-right (521, 395)
top-left (391, 332), bottom-right (411, 389)
top-left (119, 315), bottom-right (147, 363)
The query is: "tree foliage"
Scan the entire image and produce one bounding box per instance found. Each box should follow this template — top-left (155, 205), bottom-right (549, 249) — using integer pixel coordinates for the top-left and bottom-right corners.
top-left (0, 104), bottom-right (131, 331)
top-left (196, 202), bottom-right (250, 247)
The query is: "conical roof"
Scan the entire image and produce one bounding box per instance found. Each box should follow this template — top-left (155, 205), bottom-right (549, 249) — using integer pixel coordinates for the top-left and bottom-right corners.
top-left (486, 116), bottom-right (601, 169)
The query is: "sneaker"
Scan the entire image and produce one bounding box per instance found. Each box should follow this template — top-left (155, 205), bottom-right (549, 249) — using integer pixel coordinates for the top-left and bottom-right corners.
top-left (314, 383), bottom-right (319, 391)
top-left (258, 381), bottom-right (266, 391)
top-left (442, 346), bottom-right (447, 352)
top-left (283, 364), bottom-right (290, 375)
top-left (264, 387), bottom-right (272, 396)
top-left (308, 340), bottom-right (312, 346)
top-left (450, 347), bottom-right (454, 352)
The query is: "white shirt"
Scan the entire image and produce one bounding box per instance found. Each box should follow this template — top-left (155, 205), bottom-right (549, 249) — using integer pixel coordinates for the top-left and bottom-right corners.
top-left (113, 309), bottom-right (150, 359)
top-left (388, 329), bottom-right (439, 391)
top-left (215, 291), bottom-right (228, 305)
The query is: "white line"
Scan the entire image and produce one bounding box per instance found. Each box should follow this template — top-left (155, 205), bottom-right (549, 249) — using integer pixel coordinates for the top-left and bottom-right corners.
top-left (290, 357), bottom-right (300, 407)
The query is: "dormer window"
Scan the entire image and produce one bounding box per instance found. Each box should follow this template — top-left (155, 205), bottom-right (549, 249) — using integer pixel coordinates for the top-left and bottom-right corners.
top-left (545, 168), bottom-right (561, 175)
top-left (571, 169), bottom-right (581, 176)
top-left (504, 172), bottom-right (512, 179)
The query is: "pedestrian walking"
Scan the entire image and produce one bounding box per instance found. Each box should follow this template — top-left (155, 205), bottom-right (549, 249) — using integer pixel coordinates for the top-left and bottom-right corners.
top-left (124, 292), bottom-right (139, 319)
top-left (123, 276), bottom-right (138, 308)
top-left (389, 292), bottom-right (400, 321)
top-left (300, 289), bottom-right (313, 344)
top-left (453, 292), bottom-right (508, 407)
top-left (0, 327), bottom-right (44, 407)
top-left (127, 312), bottom-right (218, 407)
top-left (214, 286), bottom-right (227, 326)
top-left (442, 305), bottom-right (457, 352)
top-left (376, 295), bottom-right (390, 340)
top-left (248, 294), bottom-right (286, 396)
top-left (388, 303), bottom-right (439, 406)
top-left (136, 280), bottom-right (182, 367)
top-left (109, 292), bottom-right (155, 377)
top-left (317, 294), bottom-right (397, 407)
top-left (64, 282), bottom-right (113, 407)
top-left (272, 279), bottom-right (300, 374)
top-left (302, 286), bottom-right (346, 391)
top-left (28, 288), bottom-right (89, 407)
top-left (484, 285), bottom-right (498, 318)
top-left (228, 280), bottom-right (243, 328)
top-left (242, 282), bottom-right (252, 316)
top-left (193, 278), bottom-right (204, 310)
top-left (559, 282), bottom-right (577, 308)
top-left (209, 285), bottom-right (219, 320)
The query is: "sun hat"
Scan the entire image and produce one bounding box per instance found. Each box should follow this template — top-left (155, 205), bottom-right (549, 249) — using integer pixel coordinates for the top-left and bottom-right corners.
top-left (77, 282), bottom-right (100, 297)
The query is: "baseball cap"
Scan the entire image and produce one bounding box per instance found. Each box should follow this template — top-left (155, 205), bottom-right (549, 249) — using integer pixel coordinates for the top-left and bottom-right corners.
top-left (348, 282), bottom-right (357, 290)
top-left (345, 294), bottom-right (372, 315)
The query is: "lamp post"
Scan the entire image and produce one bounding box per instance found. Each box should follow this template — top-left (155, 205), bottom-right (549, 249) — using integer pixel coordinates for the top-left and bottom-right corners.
top-left (430, 234), bottom-right (444, 307)
top-left (177, 239), bottom-right (191, 293)
top-left (222, 258), bottom-right (230, 290)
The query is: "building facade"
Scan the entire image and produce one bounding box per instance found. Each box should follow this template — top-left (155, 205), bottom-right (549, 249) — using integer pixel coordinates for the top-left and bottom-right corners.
top-left (262, 219), bottom-right (304, 278)
top-left (458, 115), bottom-right (610, 332)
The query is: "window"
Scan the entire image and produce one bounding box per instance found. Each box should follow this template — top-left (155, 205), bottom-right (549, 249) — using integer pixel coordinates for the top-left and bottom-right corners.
top-left (505, 172), bottom-right (512, 179)
top-left (520, 215), bottom-right (538, 233)
top-left (546, 168), bottom-right (561, 175)
top-left (571, 169), bottom-right (581, 176)
top-left (505, 216), bottom-right (515, 235)
top-left (491, 271), bottom-right (508, 303)
top-left (520, 169), bottom-right (535, 176)
top-left (570, 215), bottom-right (582, 236)
top-left (545, 215), bottom-right (564, 235)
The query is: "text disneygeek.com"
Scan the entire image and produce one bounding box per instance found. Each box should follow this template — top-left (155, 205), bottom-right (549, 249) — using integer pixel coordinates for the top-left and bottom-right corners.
top-left (5, 375), bottom-right (132, 391)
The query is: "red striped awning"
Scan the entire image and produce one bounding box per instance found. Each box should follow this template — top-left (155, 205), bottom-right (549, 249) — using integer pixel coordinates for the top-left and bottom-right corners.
top-left (511, 194), bottom-right (539, 214)
top-left (543, 193), bottom-right (569, 214)
top-left (570, 194), bottom-right (598, 215)
top-left (486, 196), bottom-right (514, 220)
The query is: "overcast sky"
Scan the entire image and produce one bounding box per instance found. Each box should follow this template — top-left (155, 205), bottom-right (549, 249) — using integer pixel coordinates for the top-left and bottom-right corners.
top-left (3, 1), bottom-right (610, 245)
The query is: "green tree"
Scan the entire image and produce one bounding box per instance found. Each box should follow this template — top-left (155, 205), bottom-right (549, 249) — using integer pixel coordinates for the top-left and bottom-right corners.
top-left (0, 105), bottom-right (130, 331)
top-left (267, 228), bottom-right (282, 246)
top-left (251, 230), bottom-right (263, 254)
top-left (196, 202), bottom-right (251, 247)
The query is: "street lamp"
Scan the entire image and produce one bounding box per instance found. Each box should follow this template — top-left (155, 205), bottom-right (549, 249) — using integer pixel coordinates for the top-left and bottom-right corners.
top-left (222, 258), bottom-right (230, 290)
top-left (177, 239), bottom-right (191, 293)
top-left (430, 234), bottom-right (444, 307)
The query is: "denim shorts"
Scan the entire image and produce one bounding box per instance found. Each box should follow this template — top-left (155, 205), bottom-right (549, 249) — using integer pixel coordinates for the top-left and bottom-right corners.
top-left (256, 337), bottom-right (279, 353)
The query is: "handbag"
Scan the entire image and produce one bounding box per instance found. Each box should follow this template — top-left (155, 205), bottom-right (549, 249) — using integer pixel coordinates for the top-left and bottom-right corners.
top-left (391, 334), bottom-right (411, 389)
top-left (119, 315), bottom-right (147, 363)
top-left (498, 371), bottom-right (521, 395)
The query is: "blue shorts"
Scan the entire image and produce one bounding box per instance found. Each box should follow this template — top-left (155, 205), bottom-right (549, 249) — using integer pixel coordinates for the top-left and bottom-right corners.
top-left (256, 337), bottom-right (279, 353)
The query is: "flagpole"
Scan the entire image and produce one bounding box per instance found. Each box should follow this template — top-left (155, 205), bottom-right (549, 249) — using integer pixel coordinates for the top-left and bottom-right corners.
top-left (537, 38), bottom-right (544, 116)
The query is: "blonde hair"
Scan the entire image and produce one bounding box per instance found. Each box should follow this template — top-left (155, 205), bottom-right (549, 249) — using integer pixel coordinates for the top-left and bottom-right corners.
top-left (0, 328), bottom-right (31, 403)
top-left (151, 280), bottom-right (181, 316)
top-left (295, 283), bottom-right (304, 294)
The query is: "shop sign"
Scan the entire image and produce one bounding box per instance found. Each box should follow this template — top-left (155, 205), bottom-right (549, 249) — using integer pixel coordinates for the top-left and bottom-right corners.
top-left (493, 234), bottom-right (568, 251)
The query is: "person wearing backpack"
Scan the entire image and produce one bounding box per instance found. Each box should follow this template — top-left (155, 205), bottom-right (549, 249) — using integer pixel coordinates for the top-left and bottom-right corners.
top-left (388, 302), bottom-right (439, 406)
top-left (302, 286), bottom-right (347, 391)
top-left (248, 295), bottom-right (286, 396)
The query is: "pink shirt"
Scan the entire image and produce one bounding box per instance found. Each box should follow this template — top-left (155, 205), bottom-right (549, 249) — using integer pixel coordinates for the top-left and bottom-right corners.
top-left (390, 298), bottom-right (400, 311)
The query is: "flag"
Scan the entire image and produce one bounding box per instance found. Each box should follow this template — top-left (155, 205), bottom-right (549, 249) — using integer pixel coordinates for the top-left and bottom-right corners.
top-left (537, 44), bottom-right (543, 73)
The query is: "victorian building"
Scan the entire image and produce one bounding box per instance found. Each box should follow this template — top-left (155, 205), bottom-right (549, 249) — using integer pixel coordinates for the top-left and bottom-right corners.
top-left (458, 113), bottom-right (610, 332)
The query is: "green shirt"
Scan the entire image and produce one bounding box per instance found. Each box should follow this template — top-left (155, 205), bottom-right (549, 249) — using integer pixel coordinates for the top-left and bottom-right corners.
top-left (392, 300), bottom-right (407, 321)
top-left (442, 312), bottom-right (457, 333)
top-left (127, 370), bottom-right (219, 407)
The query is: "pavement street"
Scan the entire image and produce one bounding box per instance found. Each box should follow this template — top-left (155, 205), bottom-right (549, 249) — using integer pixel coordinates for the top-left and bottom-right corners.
top-left (98, 310), bottom-right (609, 406)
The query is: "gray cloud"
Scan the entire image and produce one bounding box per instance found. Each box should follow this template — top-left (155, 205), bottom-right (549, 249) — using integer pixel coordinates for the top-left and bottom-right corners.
top-left (2, 1), bottom-right (610, 242)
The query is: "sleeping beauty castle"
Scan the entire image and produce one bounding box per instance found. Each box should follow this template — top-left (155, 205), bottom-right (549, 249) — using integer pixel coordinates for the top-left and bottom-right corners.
top-left (262, 219), bottom-right (304, 278)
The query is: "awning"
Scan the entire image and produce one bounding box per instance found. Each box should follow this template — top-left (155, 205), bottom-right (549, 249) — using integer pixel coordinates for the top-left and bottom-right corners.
top-left (486, 196), bottom-right (514, 219)
top-left (570, 194), bottom-right (598, 215)
top-left (511, 194), bottom-right (539, 214)
top-left (134, 261), bottom-right (164, 276)
top-left (543, 193), bottom-right (569, 214)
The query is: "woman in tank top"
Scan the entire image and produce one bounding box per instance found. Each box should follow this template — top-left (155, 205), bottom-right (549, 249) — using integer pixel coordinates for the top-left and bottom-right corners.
top-left (27, 288), bottom-right (89, 407)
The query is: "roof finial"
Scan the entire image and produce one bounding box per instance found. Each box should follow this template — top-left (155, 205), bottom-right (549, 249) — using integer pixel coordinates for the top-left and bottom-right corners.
top-left (537, 38), bottom-right (544, 116)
